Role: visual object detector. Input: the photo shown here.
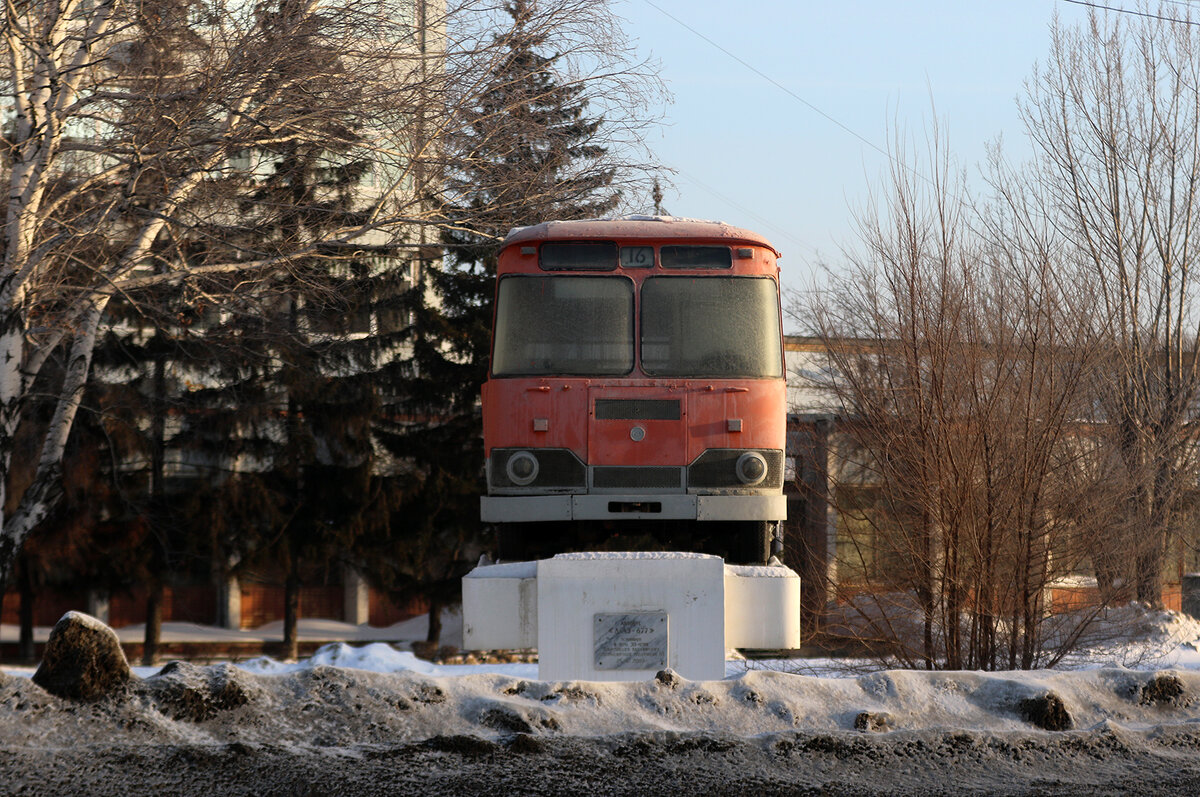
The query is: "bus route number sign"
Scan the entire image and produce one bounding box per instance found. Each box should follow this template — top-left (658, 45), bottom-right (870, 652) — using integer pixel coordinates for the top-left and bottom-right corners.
top-left (619, 246), bottom-right (654, 268)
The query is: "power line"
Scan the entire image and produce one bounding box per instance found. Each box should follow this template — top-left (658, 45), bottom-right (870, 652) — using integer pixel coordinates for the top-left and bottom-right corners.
top-left (640, 0), bottom-right (943, 200)
top-left (642, 0), bottom-right (894, 164)
top-left (1061, 0), bottom-right (1200, 25)
top-left (672, 167), bottom-right (822, 261)
top-left (1159, 0), bottom-right (1200, 11)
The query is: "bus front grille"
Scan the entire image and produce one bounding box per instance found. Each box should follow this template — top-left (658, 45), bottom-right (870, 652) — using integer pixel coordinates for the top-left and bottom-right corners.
top-left (594, 399), bottom-right (681, 420)
top-left (592, 466), bottom-right (683, 490)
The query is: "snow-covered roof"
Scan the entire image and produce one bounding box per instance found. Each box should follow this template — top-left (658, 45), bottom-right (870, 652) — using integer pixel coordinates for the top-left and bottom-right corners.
top-left (503, 216), bottom-right (779, 255)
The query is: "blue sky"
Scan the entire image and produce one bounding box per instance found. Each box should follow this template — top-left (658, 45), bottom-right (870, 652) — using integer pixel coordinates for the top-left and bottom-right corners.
top-left (613, 0), bottom-right (1097, 297)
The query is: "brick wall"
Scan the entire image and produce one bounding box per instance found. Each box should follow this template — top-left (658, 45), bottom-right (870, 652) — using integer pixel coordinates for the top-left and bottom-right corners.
top-left (4, 580), bottom-right (428, 631)
top-left (370, 590), bottom-right (428, 627)
top-left (238, 584), bottom-right (345, 629)
top-left (0, 589), bottom-right (81, 627)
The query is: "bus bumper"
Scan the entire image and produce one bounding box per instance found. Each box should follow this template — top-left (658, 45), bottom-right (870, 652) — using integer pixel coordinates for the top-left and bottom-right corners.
top-left (480, 493), bottom-right (787, 523)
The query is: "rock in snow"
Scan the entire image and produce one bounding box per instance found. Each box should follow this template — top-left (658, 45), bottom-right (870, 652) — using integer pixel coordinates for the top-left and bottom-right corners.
top-left (32, 611), bottom-right (131, 701)
top-left (1017, 691), bottom-right (1073, 731)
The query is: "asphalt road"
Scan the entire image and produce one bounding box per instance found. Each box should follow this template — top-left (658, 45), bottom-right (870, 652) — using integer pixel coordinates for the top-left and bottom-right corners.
top-left (5, 728), bottom-right (1200, 797)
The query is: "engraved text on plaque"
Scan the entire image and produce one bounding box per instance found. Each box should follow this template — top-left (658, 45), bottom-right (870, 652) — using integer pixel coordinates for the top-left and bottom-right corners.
top-left (593, 612), bottom-right (668, 670)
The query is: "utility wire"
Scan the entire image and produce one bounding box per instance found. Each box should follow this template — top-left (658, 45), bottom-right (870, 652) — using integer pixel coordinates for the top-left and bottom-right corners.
top-left (642, 0), bottom-right (893, 163)
top-left (1061, 0), bottom-right (1200, 25)
top-left (673, 166), bottom-right (821, 260)
top-left (641, 0), bottom-right (934, 190)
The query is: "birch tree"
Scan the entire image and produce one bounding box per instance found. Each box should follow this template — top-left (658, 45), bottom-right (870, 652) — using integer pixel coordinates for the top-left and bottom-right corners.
top-left (1, 0), bottom-right (664, 599)
top-left (0, 0), bottom-right (433, 595)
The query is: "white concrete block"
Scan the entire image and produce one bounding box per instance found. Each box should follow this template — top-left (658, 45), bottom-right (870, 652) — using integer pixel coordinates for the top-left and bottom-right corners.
top-left (724, 564), bottom-right (802, 649)
top-left (461, 561), bottom-right (538, 650)
top-left (537, 552), bottom-right (726, 682)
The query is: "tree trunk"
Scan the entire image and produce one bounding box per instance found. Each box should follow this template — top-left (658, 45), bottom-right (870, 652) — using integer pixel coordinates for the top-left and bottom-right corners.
top-left (0, 300), bottom-right (108, 590)
top-left (144, 352), bottom-right (167, 667)
top-left (426, 597), bottom-right (443, 646)
top-left (283, 557), bottom-right (300, 661)
top-left (1136, 550), bottom-right (1165, 607)
top-left (1135, 473), bottom-right (1171, 607)
top-left (142, 579), bottom-right (163, 666)
top-left (18, 564), bottom-right (34, 662)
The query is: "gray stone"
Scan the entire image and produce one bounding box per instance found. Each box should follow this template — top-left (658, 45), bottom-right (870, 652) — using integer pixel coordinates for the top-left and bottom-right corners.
top-left (1018, 691), bottom-right (1072, 731)
top-left (654, 668), bottom-right (683, 689)
top-left (1139, 673), bottom-right (1187, 707)
top-left (854, 711), bottom-right (893, 732)
top-left (32, 611), bottom-right (131, 701)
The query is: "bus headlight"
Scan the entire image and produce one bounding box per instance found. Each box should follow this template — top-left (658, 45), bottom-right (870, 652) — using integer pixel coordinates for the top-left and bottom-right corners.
top-left (687, 449), bottom-right (783, 490)
top-left (505, 450), bottom-right (540, 486)
top-left (735, 451), bottom-right (768, 485)
top-left (489, 448), bottom-right (587, 491)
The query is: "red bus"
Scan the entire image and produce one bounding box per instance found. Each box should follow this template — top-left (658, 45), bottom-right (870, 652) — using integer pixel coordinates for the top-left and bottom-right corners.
top-left (480, 217), bottom-right (786, 564)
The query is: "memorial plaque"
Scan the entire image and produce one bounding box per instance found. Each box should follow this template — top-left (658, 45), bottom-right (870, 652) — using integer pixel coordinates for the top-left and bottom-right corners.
top-left (593, 612), bottom-right (668, 670)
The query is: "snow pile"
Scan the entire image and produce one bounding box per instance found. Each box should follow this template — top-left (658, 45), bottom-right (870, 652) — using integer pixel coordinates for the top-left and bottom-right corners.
top-left (1, 613), bottom-right (467, 646)
top-left (6, 605), bottom-right (1200, 794)
top-left (4, 651), bottom-right (1200, 776)
top-left (3, 656), bottom-right (1199, 743)
top-left (236, 643), bottom-right (441, 676)
top-left (462, 560), bottom-right (536, 579)
top-left (820, 594), bottom-right (1200, 672)
top-left (1057, 603), bottom-right (1200, 670)
top-left (552, 551), bottom-right (718, 560)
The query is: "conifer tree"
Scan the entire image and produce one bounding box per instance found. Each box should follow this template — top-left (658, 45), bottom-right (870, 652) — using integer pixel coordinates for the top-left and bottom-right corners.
top-left (0, 0), bottom-right (441, 596)
top-left (183, 101), bottom-right (403, 658)
top-left (365, 0), bottom-right (624, 641)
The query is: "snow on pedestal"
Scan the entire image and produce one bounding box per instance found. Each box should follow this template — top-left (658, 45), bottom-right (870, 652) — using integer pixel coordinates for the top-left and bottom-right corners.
top-left (462, 551), bottom-right (801, 682)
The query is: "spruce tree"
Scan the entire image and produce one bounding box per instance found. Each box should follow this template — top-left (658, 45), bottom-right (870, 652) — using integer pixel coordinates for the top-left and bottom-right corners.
top-left (185, 117), bottom-right (401, 658)
top-left (86, 0), bottom-right (406, 656)
top-left (365, 0), bottom-right (621, 642)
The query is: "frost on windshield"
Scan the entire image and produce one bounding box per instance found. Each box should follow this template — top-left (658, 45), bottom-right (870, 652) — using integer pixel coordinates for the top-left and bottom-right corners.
top-left (641, 277), bottom-right (782, 377)
top-left (492, 276), bottom-right (634, 376)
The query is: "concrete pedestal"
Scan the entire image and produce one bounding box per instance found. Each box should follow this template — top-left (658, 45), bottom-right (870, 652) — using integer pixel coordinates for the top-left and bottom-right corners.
top-left (462, 551), bottom-right (801, 682)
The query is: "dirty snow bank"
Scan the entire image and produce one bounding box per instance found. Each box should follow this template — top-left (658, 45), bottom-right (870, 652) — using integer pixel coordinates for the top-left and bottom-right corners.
top-left (4, 662), bottom-right (1200, 745)
top-left (4, 658), bottom-right (1200, 795)
top-left (6, 605), bottom-right (1200, 794)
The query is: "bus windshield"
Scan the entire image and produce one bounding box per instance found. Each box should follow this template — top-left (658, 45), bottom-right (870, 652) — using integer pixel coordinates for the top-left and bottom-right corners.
top-left (641, 277), bottom-right (782, 377)
top-left (492, 276), bottom-right (635, 376)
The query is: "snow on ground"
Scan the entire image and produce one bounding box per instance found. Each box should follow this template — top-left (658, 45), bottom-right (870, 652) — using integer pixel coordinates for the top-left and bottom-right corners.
top-left (6, 605), bottom-right (1200, 794)
top-left (156, 602), bottom-right (1200, 737)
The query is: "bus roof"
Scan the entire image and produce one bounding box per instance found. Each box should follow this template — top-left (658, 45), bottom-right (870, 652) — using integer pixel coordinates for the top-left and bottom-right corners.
top-left (503, 216), bottom-right (780, 257)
